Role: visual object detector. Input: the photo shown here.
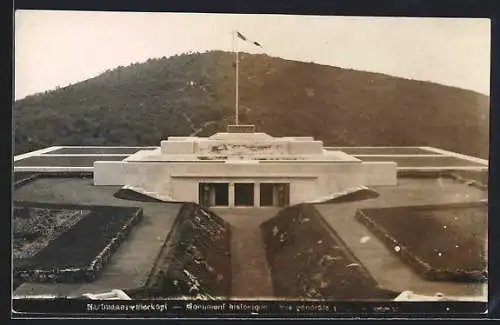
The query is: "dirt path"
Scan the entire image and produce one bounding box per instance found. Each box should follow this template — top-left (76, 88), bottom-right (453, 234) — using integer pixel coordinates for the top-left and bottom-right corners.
top-left (211, 208), bottom-right (279, 299)
top-left (230, 227), bottom-right (273, 298)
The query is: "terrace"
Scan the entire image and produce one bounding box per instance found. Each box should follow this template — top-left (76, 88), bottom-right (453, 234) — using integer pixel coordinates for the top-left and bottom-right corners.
top-left (14, 145), bottom-right (488, 172)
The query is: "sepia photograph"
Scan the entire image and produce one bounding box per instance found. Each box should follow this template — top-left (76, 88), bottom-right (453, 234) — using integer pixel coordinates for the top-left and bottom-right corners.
top-left (12, 10), bottom-right (490, 317)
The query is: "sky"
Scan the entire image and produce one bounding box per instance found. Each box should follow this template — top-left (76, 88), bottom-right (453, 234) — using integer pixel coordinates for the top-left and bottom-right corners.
top-left (14, 10), bottom-right (491, 100)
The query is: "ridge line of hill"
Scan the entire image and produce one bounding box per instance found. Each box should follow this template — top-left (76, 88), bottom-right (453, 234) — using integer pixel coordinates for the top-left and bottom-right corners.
top-left (14, 50), bottom-right (489, 159)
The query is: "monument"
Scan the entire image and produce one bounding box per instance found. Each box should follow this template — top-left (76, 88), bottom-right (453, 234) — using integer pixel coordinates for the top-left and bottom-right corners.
top-left (93, 124), bottom-right (397, 207)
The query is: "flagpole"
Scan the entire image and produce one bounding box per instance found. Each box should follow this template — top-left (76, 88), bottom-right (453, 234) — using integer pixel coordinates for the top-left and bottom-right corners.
top-left (233, 31), bottom-right (262, 127)
top-left (234, 31), bottom-right (239, 125)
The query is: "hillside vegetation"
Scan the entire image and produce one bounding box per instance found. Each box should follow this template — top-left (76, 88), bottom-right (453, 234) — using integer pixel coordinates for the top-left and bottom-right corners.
top-left (14, 51), bottom-right (489, 159)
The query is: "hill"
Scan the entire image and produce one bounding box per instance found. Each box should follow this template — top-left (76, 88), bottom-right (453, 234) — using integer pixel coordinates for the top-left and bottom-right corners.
top-left (13, 51), bottom-right (490, 159)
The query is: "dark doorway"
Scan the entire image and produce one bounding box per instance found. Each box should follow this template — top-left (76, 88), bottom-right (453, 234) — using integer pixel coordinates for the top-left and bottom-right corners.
top-left (215, 183), bottom-right (229, 206)
top-left (199, 183), bottom-right (229, 207)
top-left (259, 183), bottom-right (290, 207)
top-left (235, 183), bottom-right (254, 207)
top-left (260, 183), bottom-right (274, 207)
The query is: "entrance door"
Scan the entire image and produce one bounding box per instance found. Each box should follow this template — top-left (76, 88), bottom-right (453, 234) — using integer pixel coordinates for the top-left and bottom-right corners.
top-left (234, 183), bottom-right (254, 207)
top-left (198, 183), bottom-right (229, 207)
top-left (260, 183), bottom-right (274, 207)
top-left (260, 183), bottom-right (290, 207)
top-left (214, 183), bottom-right (229, 206)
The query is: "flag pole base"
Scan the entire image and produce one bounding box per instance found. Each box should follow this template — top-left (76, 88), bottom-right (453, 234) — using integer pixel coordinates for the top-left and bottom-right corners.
top-left (227, 124), bottom-right (256, 133)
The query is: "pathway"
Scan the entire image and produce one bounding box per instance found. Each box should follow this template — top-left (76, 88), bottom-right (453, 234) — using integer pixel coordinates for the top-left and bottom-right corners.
top-left (211, 208), bottom-right (279, 299)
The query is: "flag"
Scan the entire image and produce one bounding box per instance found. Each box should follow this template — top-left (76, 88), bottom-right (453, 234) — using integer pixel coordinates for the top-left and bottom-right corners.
top-left (236, 31), bottom-right (263, 48)
top-left (236, 32), bottom-right (247, 41)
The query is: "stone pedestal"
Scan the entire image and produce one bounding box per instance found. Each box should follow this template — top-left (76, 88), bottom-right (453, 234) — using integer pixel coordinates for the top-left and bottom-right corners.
top-left (227, 124), bottom-right (256, 133)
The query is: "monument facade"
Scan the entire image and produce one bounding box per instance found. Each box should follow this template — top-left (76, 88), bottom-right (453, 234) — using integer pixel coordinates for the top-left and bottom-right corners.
top-left (93, 125), bottom-right (397, 207)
